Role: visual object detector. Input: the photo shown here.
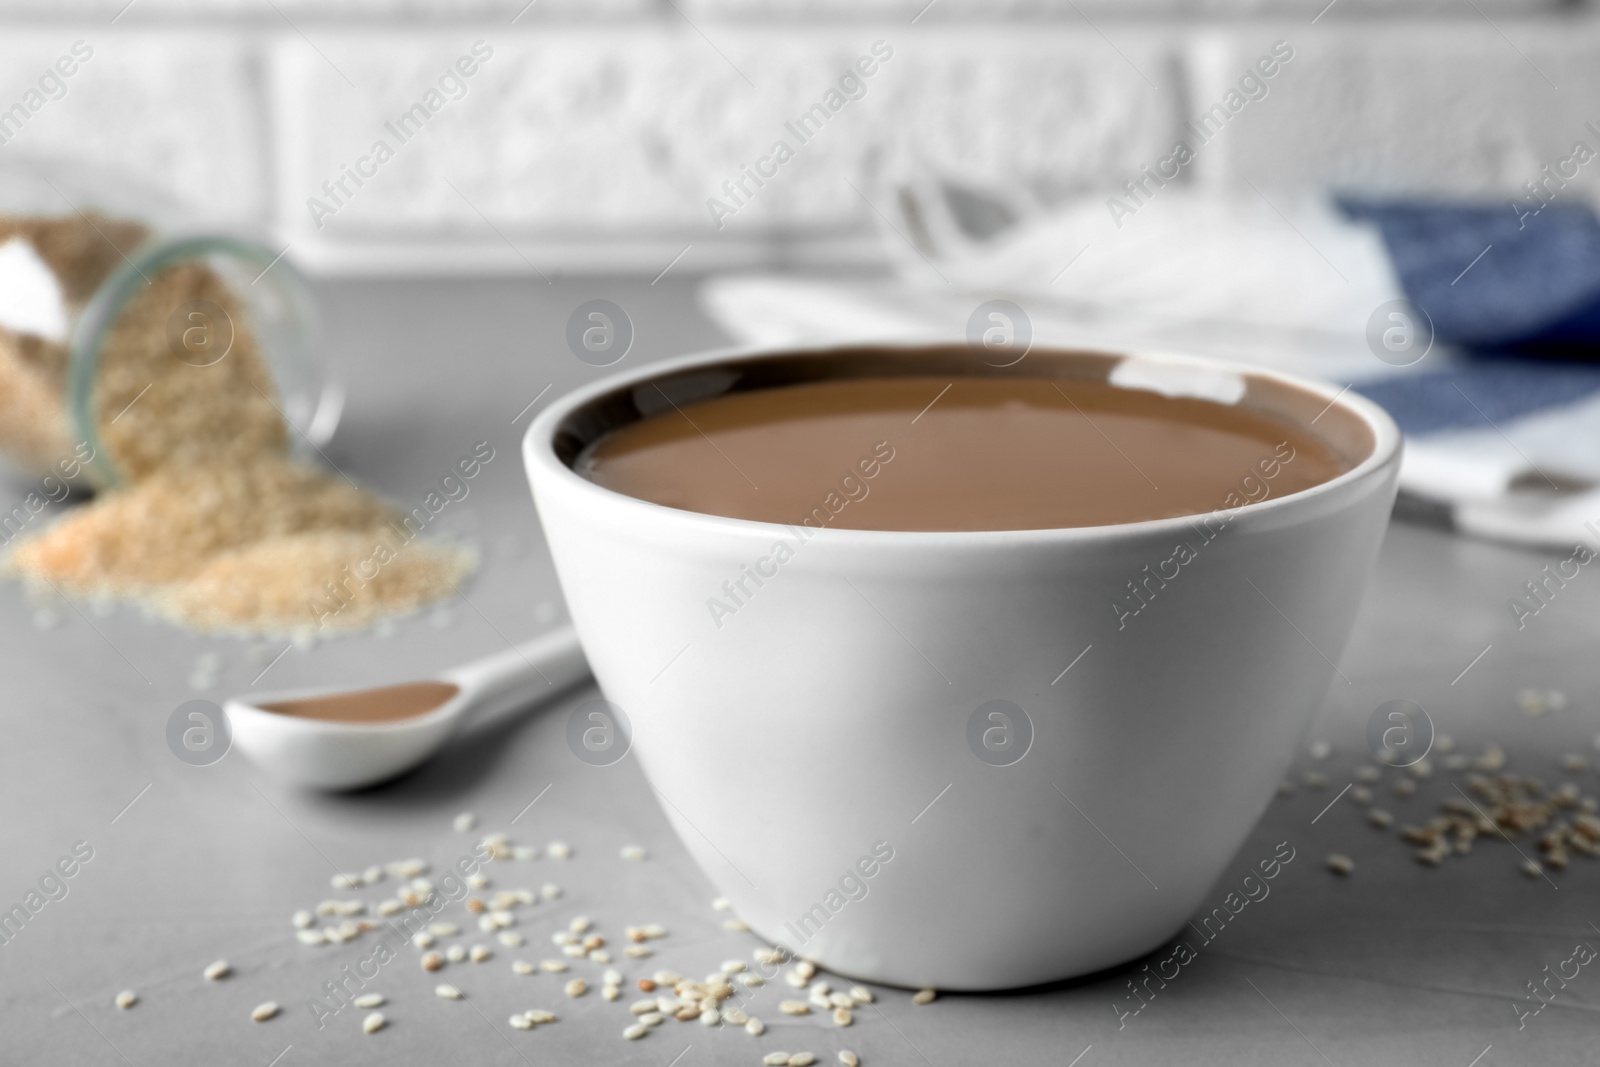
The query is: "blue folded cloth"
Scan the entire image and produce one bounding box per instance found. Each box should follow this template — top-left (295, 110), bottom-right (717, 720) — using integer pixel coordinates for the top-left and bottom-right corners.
top-left (1355, 358), bottom-right (1600, 436)
top-left (1340, 198), bottom-right (1600, 352)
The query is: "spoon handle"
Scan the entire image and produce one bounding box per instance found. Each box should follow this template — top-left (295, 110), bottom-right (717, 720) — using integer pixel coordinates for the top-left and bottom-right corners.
top-left (441, 625), bottom-right (589, 708)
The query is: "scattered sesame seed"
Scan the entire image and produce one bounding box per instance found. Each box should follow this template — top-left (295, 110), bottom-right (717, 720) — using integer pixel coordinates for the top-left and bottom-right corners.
top-left (331, 872), bottom-right (362, 889)
top-left (745, 1017), bottom-right (766, 1036)
top-left (1416, 844), bottom-right (1448, 867)
top-left (724, 919), bottom-right (749, 932)
top-left (541, 883), bottom-right (561, 901)
top-left (436, 983), bottom-right (462, 999)
top-left (779, 1001), bottom-right (811, 1015)
top-left (1368, 809), bottom-right (1394, 829)
top-left (421, 952), bottom-right (445, 972)
top-left (1326, 854), bottom-right (1354, 876)
top-left (834, 1007), bottom-right (853, 1026)
top-left (114, 991), bottom-right (137, 1010)
top-left (500, 932), bottom-right (524, 947)
top-left (1276, 781), bottom-right (1294, 797)
top-left (1350, 786), bottom-right (1372, 806)
top-left (737, 972), bottom-right (764, 988)
top-left (763, 1054), bottom-right (790, 1066)
top-left (547, 841), bottom-right (571, 860)
top-left (511, 1014), bottom-right (535, 1030)
top-left (292, 910), bottom-right (314, 929)
top-left (849, 986), bottom-right (874, 1005)
top-left (354, 993), bottom-right (384, 1009)
top-left (624, 1023), bottom-right (649, 1040)
top-left (1355, 766), bottom-right (1381, 784)
top-left (540, 959), bottom-right (567, 973)
top-left (840, 1053), bottom-right (860, 1067)
top-left (1309, 740), bottom-right (1331, 760)
top-left (446, 945), bottom-right (466, 963)
top-left (795, 960), bottom-right (816, 980)
top-left (250, 1002), bottom-right (279, 1022)
top-left (625, 945), bottom-right (653, 959)
top-left (453, 812), bottom-right (476, 833)
top-left (470, 945), bottom-right (491, 963)
top-left (203, 960), bottom-right (231, 981)
top-left (1304, 772), bottom-right (1328, 789)
top-left (415, 933), bottom-right (435, 949)
top-left (700, 1008), bottom-right (720, 1026)
top-left (362, 1012), bottom-right (385, 1034)
top-left (912, 988), bottom-right (937, 1005)
top-left (296, 930), bottom-right (326, 946)
top-left (790, 1054), bottom-right (817, 1066)
top-left (620, 845), bottom-right (647, 860)
top-left (565, 979), bottom-right (588, 998)
top-left (721, 960), bottom-right (747, 973)
top-left (1394, 779), bottom-right (1416, 797)
top-left (712, 897), bottom-right (732, 911)
top-left (1523, 859), bottom-right (1545, 878)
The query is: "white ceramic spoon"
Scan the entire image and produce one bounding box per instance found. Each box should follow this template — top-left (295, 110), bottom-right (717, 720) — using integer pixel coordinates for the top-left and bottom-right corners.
top-left (225, 626), bottom-right (589, 790)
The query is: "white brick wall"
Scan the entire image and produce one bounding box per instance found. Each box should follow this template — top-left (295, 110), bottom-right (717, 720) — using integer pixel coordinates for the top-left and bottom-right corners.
top-left (0, 3), bottom-right (1592, 272)
top-left (0, 31), bottom-right (269, 225)
top-left (681, 0), bottom-right (1559, 15)
top-left (1190, 23), bottom-right (1600, 200)
top-left (275, 29), bottom-right (1174, 229)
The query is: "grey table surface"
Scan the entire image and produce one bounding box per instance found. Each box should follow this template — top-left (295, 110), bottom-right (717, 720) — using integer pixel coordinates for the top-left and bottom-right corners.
top-left (1, 275), bottom-right (1595, 1067)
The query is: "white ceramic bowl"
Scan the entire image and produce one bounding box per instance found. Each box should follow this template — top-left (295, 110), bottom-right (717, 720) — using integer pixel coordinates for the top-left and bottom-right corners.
top-left (524, 342), bottom-right (1400, 990)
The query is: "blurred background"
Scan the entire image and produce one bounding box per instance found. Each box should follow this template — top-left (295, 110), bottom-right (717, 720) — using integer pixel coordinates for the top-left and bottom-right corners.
top-left (0, 0), bottom-right (1590, 272)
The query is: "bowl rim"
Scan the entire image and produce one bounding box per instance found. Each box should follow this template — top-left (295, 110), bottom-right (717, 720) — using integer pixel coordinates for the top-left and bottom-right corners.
top-left (523, 340), bottom-right (1403, 546)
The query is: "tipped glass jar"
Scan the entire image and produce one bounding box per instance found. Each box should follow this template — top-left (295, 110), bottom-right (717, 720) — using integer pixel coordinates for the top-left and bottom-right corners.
top-left (0, 163), bottom-right (338, 490)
